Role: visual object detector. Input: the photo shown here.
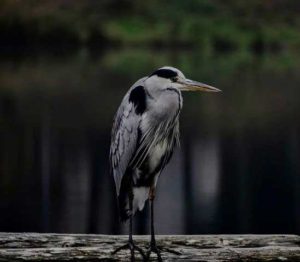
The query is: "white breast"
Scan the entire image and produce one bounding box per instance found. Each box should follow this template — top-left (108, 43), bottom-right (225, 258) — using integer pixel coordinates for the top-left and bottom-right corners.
top-left (148, 140), bottom-right (168, 173)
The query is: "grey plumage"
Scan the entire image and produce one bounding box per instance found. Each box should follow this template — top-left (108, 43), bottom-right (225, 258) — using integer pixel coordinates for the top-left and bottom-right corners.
top-left (110, 77), bottom-right (147, 196)
top-left (110, 66), bottom-right (220, 221)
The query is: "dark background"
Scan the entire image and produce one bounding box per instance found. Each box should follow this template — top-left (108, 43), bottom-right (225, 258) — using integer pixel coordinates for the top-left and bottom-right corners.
top-left (0, 0), bottom-right (299, 235)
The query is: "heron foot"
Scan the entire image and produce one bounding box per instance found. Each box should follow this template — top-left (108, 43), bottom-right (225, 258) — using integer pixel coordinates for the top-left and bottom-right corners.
top-left (112, 240), bottom-right (146, 261)
top-left (146, 241), bottom-right (163, 262)
top-left (146, 242), bottom-right (182, 261)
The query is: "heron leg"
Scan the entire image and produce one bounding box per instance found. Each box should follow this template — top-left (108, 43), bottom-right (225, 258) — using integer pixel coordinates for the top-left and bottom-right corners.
top-left (146, 187), bottom-right (163, 262)
top-left (146, 188), bottom-right (182, 261)
top-left (112, 194), bottom-right (146, 261)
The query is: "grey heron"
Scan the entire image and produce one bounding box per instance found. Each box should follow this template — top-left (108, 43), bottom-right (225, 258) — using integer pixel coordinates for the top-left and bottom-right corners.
top-left (110, 66), bottom-right (220, 261)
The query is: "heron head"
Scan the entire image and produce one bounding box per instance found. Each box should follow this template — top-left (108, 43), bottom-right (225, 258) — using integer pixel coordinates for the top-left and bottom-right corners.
top-left (147, 66), bottom-right (221, 92)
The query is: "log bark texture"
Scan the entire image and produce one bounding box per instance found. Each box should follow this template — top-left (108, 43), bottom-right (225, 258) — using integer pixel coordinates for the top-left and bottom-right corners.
top-left (0, 233), bottom-right (299, 261)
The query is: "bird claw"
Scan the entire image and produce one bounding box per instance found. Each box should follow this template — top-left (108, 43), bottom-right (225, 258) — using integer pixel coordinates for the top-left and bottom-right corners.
top-left (112, 240), bottom-right (146, 261)
top-left (146, 242), bottom-right (163, 262)
top-left (146, 243), bottom-right (182, 261)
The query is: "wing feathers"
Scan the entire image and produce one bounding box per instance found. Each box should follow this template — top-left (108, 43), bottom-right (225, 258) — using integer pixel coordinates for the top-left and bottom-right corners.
top-left (110, 78), bottom-right (147, 195)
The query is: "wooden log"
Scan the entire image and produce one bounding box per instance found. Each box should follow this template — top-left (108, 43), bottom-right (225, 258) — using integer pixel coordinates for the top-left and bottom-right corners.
top-left (0, 233), bottom-right (299, 261)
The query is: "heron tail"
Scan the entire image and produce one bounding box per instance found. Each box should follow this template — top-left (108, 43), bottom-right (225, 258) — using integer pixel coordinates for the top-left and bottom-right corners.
top-left (118, 194), bottom-right (131, 222)
top-left (118, 186), bottom-right (149, 222)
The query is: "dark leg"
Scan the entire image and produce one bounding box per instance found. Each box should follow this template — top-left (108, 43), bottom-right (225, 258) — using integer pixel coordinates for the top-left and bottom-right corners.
top-left (146, 187), bottom-right (163, 261)
top-left (112, 196), bottom-right (146, 261)
top-left (146, 187), bottom-right (182, 261)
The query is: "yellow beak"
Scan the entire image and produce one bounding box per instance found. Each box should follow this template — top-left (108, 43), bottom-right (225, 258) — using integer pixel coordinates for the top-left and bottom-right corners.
top-left (178, 79), bottom-right (221, 92)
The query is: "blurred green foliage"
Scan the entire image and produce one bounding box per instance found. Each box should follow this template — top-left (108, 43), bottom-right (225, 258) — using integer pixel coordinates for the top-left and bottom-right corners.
top-left (1, 47), bottom-right (300, 133)
top-left (1, 0), bottom-right (300, 51)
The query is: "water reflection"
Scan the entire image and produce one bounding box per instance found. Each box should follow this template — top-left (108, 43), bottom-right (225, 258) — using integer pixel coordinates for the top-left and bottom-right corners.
top-left (0, 48), bottom-right (299, 234)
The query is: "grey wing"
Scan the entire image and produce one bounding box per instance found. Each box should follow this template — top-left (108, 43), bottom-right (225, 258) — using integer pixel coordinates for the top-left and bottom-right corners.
top-left (110, 98), bottom-right (140, 195)
top-left (110, 78), bottom-right (146, 195)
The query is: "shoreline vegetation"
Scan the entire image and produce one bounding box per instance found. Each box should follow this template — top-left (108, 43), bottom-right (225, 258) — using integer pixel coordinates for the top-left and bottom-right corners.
top-left (1, 1), bottom-right (300, 53)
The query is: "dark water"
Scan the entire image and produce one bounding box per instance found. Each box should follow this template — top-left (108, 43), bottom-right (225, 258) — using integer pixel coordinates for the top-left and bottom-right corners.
top-left (0, 48), bottom-right (299, 234)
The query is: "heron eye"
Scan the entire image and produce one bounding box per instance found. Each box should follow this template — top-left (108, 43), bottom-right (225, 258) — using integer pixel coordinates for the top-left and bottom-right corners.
top-left (171, 77), bottom-right (177, 82)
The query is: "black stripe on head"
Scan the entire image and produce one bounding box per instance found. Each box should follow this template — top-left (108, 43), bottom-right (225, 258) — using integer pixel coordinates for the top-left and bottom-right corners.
top-left (129, 85), bottom-right (146, 115)
top-left (149, 68), bottom-right (178, 79)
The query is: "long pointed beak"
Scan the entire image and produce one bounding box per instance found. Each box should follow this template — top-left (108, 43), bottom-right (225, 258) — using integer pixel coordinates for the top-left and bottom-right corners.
top-left (178, 78), bottom-right (221, 92)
